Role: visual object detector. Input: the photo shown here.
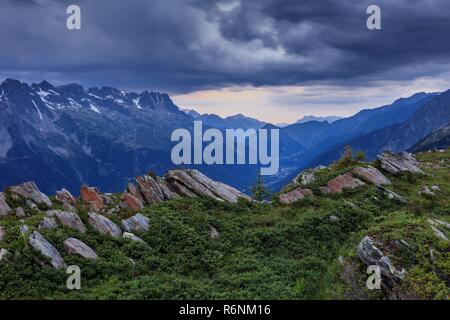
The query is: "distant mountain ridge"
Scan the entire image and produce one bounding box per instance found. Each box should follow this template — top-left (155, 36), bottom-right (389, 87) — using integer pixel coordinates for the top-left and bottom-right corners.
top-left (1, 78), bottom-right (448, 195)
top-left (295, 115), bottom-right (342, 124)
top-left (409, 123), bottom-right (450, 152)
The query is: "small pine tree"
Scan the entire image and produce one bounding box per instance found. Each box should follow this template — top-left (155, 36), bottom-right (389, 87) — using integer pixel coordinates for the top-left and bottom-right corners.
top-left (251, 173), bottom-right (270, 201)
top-left (343, 145), bottom-right (353, 161)
top-left (355, 150), bottom-right (366, 161)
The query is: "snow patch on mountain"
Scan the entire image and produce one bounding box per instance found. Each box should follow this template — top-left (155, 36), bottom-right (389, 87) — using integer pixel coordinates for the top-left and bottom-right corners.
top-left (0, 128), bottom-right (12, 157)
top-left (32, 100), bottom-right (43, 120)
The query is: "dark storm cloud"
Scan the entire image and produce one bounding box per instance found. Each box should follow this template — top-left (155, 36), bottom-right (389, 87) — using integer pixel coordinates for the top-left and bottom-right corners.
top-left (1, 0), bottom-right (450, 93)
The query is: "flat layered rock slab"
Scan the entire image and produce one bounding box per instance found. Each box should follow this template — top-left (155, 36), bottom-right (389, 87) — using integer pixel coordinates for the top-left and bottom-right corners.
top-left (279, 188), bottom-right (313, 204)
top-left (166, 170), bottom-right (221, 201)
top-left (6, 182), bottom-right (52, 207)
top-left (39, 216), bottom-right (58, 230)
top-left (378, 151), bottom-right (425, 175)
top-left (0, 192), bottom-right (12, 217)
top-left (64, 238), bottom-right (98, 260)
top-left (326, 172), bottom-right (365, 193)
top-left (80, 185), bottom-right (105, 212)
top-left (121, 193), bottom-right (144, 211)
top-left (186, 170), bottom-right (251, 203)
top-left (55, 188), bottom-right (76, 205)
top-left (156, 177), bottom-right (181, 200)
top-left (50, 210), bottom-right (86, 233)
top-left (28, 231), bottom-right (66, 269)
top-left (135, 175), bottom-right (164, 204)
top-left (121, 213), bottom-right (150, 233)
top-left (88, 212), bottom-right (122, 238)
top-left (352, 166), bottom-right (391, 186)
top-left (377, 186), bottom-right (408, 203)
top-left (123, 232), bottom-right (145, 242)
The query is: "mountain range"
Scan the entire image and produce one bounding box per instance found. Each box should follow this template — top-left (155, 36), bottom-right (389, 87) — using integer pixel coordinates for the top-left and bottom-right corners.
top-left (1, 78), bottom-right (449, 195)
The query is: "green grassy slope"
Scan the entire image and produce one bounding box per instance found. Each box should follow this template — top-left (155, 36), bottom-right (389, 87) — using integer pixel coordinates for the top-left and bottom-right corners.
top-left (0, 150), bottom-right (449, 300)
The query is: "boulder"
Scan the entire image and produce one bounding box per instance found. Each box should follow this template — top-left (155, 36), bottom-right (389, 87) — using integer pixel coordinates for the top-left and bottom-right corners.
top-left (170, 180), bottom-right (197, 198)
top-left (88, 212), bottom-right (122, 238)
top-left (319, 186), bottom-right (332, 194)
top-left (121, 213), bottom-right (149, 233)
top-left (126, 182), bottom-right (145, 203)
top-left (55, 188), bottom-right (76, 205)
top-left (0, 226), bottom-right (5, 241)
top-left (210, 226), bottom-right (220, 239)
top-left (28, 231), bottom-right (66, 269)
top-left (19, 225), bottom-right (29, 235)
top-left (429, 218), bottom-right (450, 230)
top-left (64, 238), bottom-right (98, 260)
top-left (80, 185), bottom-right (105, 212)
top-left (26, 200), bottom-right (38, 210)
top-left (121, 193), bottom-right (144, 211)
top-left (295, 169), bottom-right (317, 185)
top-left (15, 207), bottom-right (26, 218)
top-left (428, 219), bottom-right (449, 241)
top-left (156, 177), bottom-right (181, 200)
top-left (165, 170), bottom-right (221, 201)
top-left (0, 248), bottom-right (10, 262)
top-left (329, 215), bottom-right (339, 222)
top-left (0, 192), bottom-right (11, 217)
top-left (279, 187), bottom-right (313, 204)
top-left (186, 170), bottom-right (251, 203)
top-left (135, 175), bottom-right (164, 204)
top-left (6, 181), bottom-right (52, 207)
top-left (378, 151), bottom-right (425, 175)
top-left (352, 166), bottom-right (391, 186)
top-left (123, 232), bottom-right (145, 242)
top-left (418, 186), bottom-right (436, 197)
top-left (357, 236), bottom-right (406, 291)
top-left (326, 172), bottom-right (365, 193)
top-left (377, 186), bottom-right (408, 203)
top-left (39, 216), bottom-right (58, 230)
top-left (50, 210), bottom-right (86, 234)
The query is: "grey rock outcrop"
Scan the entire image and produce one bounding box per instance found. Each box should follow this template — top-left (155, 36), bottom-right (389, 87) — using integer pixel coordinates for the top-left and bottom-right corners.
top-left (325, 172), bottom-right (365, 193)
top-left (352, 166), bottom-right (391, 185)
top-left (166, 170), bottom-right (221, 201)
top-left (357, 236), bottom-right (406, 291)
top-left (378, 151), bottom-right (424, 175)
top-left (156, 177), bottom-right (181, 200)
top-left (279, 187), bottom-right (313, 204)
top-left (28, 231), bottom-right (66, 269)
top-left (126, 182), bottom-right (145, 203)
top-left (0, 248), bottom-right (10, 262)
top-left (121, 213), bottom-right (149, 233)
top-left (39, 216), bottom-right (58, 230)
top-left (64, 238), bottom-right (98, 260)
top-left (88, 212), bottom-right (122, 238)
top-left (20, 225), bottom-right (29, 235)
top-left (0, 193), bottom-right (12, 217)
top-left (377, 186), bottom-right (408, 203)
top-left (49, 210), bottom-right (86, 234)
top-left (210, 226), bottom-right (220, 239)
top-left (6, 181), bottom-right (52, 207)
top-left (428, 219), bottom-right (449, 241)
top-left (15, 207), bottom-right (26, 218)
top-left (55, 188), bottom-right (76, 205)
top-left (186, 170), bottom-right (251, 203)
top-left (136, 174), bottom-right (165, 204)
top-left (123, 232), bottom-right (145, 242)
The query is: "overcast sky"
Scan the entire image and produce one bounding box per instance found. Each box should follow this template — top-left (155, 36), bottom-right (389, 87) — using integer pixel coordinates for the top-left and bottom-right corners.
top-left (1, 0), bottom-right (450, 122)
